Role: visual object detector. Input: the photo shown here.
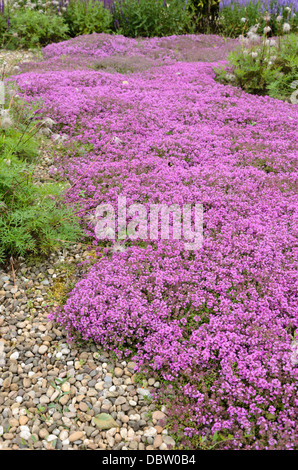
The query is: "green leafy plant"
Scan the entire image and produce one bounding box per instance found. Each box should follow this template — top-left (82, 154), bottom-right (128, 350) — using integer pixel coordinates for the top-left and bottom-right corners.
top-left (214, 30), bottom-right (298, 102)
top-left (3, 10), bottom-right (69, 49)
top-left (111, 0), bottom-right (194, 38)
top-left (0, 158), bottom-right (83, 262)
top-left (0, 101), bottom-right (83, 263)
top-left (63, 0), bottom-right (113, 37)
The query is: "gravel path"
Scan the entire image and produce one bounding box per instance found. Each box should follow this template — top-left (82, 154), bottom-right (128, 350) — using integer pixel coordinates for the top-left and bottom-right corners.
top-left (0, 251), bottom-right (172, 450)
top-left (0, 49), bottom-right (173, 451)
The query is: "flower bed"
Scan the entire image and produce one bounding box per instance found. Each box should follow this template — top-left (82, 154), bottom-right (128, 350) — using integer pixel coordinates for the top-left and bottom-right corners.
top-left (11, 33), bottom-right (298, 449)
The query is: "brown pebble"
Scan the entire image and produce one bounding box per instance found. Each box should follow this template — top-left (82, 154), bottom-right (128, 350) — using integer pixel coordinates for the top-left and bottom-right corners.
top-left (69, 431), bottom-right (84, 442)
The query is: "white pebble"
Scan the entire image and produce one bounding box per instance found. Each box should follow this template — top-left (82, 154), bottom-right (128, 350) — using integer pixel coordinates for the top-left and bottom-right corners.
top-left (144, 427), bottom-right (157, 437)
top-left (20, 426), bottom-right (31, 440)
top-left (59, 430), bottom-right (68, 441)
top-left (61, 348), bottom-right (70, 354)
top-left (10, 351), bottom-right (19, 360)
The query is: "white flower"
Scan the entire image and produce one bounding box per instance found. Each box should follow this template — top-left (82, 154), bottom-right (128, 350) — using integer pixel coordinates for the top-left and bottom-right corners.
top-left (276, 15), bottom-right (282, 22)
top-left (283, 23), bottom-right (291, 32)
top-left (263, 13), bottom-right (271, 22)
top-left (240, 17), bottom-right (246, 23)
top-left (265, 39), bottom-right (276, 47)
top-left (263, 26), bottom-right (271, 34)
top-left (268, 38), bottom-right (277, 47)
top-left (247, 31), bottom-right (260, 43)
top-left (251, 51), bottom-right (258, 59)
top-left (0, 110), bottom-right (14, 129)
top-left (249, 24), bottom-right (259, 33)
top-left (41, 117), bottom-right (56, 129)
top-left (285, 7), bottom-right (291, 12)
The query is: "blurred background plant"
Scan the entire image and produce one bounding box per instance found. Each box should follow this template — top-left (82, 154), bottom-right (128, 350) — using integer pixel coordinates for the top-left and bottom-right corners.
top-left (0, 0), bottom-right (297, 44)
top-left (63, 0), bottom-right (112, 37)
top-left (2, 9), bottom-right (69, 49)
top-left (218, 0), bottom-right (298, 36)
top-left (190, 0), bottom-right (221, 32)
top-left (8, 0), bottom-right (69, 15)
top-left (110, 0), bottom-right (194, 37)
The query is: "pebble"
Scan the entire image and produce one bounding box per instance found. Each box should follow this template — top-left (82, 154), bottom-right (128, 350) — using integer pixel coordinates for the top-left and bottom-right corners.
top-left (10, 352), bottom-right (19, 360)
top-left (38, 345), bottom-right (48, 355)
top-left (69, 431), bottom-right (84, 442)
top-left (19, 426), bottom-right (31, 440)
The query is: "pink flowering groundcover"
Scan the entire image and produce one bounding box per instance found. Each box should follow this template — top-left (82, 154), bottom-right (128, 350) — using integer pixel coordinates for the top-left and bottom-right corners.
top-left (12, 33), bottom-right (298, 449)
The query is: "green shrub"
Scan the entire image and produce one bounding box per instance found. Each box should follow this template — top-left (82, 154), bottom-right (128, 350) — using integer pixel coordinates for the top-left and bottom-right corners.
top-left (214, 31), bottom-right (298, 102)
top-left (111, 0), bottom-right (194, 38)
top-left (63, 0), bottom-right (113, 37)
top-left (0, 110), bottom-right (83, 263)
top-left (3, 10), bottom-right (69, 49)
